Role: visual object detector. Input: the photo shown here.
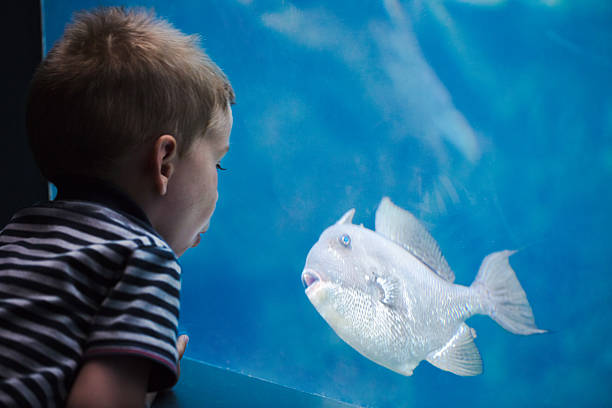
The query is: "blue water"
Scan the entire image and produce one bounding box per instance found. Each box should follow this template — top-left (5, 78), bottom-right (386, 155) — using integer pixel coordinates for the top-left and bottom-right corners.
top-left (44, 1), bottom-right (611, 407)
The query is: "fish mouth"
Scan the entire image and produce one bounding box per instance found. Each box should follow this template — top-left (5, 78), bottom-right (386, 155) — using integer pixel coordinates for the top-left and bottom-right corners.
top-left (301, 269), bottom-right (321, 291)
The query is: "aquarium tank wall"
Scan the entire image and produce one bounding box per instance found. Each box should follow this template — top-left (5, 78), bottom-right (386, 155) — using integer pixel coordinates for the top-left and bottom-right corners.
top-left (42, 1), bottom-right (611, 407)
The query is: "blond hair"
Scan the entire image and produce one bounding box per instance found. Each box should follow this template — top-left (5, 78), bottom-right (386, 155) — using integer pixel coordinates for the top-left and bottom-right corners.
top-left (27, 7), bottom-right (235, 184)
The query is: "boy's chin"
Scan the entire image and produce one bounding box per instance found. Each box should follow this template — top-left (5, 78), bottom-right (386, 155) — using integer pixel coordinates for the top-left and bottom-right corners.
top-left (184, 224), bottom-right (209, 253)
top-left (174, 234), bottom-right (202, 257)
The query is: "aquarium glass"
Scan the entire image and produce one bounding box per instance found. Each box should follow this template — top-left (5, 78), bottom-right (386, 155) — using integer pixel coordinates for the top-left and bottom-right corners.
top-left (42, 1), bottom-right (612, 406)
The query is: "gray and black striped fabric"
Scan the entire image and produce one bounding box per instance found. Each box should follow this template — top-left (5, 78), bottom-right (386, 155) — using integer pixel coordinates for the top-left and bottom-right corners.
top-left (0, 200), bottom-right (180, 407)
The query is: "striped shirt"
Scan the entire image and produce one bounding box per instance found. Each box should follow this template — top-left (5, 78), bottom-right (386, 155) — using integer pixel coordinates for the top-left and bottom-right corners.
top-left (0, 183), bottom-right (181, 407)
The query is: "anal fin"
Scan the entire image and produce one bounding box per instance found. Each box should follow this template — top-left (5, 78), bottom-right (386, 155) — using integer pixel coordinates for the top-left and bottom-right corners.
top-left (426, 323), bottom-right (482, 376)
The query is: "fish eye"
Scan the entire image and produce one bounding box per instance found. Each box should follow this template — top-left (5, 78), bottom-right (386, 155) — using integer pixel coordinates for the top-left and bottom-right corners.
top-left (338, 234), bottom-right (351, 248)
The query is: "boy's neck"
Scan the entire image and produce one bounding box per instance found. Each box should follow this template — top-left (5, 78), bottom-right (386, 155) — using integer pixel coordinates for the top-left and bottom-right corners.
top-left (55, 175), bottom-right (153, 228)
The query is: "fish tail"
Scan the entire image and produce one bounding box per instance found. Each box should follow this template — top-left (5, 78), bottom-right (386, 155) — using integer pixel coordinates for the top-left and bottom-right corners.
top-left (471, 250), bottom-right (546, 335)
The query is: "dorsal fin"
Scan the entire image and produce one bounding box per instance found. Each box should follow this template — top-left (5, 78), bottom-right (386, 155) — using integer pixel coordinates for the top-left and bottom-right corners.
top-left (336, 209), bottom-right (355, 225)
top-left (375, 197), bottom-right (454, 282)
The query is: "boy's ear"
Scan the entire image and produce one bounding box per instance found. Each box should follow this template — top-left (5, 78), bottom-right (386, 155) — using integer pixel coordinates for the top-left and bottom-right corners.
top-left (153, 134), bottom-right (177, 196)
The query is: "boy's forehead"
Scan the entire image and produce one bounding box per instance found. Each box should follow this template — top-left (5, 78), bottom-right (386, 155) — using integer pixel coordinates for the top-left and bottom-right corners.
top-left (212, 104), bottom-right (232, 130)
top-left (205, 107), bottom-right (232, 146)
top-left (218, 106), bottom-right (233, 140)
top-left (222, 104), bottom-right (233, 129)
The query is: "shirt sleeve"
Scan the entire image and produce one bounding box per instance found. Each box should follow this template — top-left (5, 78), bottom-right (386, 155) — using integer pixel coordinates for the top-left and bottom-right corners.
top-left (83, 245), bottom-right (181, 391)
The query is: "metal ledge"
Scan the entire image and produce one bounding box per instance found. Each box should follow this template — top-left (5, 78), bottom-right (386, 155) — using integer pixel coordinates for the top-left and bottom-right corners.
top-left (153, 357), bottom-right (359, 408)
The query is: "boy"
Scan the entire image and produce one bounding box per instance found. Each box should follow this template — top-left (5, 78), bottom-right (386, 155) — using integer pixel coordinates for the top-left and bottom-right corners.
top-left (0, 6), bottom-right (234, 407)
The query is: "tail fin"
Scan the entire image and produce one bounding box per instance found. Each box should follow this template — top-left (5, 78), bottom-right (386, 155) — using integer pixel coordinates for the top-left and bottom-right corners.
top-left (471, 250), bottom-right (546, 335)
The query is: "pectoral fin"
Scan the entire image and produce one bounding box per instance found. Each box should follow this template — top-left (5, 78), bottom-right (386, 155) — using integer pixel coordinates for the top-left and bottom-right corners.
top-left (426, 323), bottom-right (482, 376)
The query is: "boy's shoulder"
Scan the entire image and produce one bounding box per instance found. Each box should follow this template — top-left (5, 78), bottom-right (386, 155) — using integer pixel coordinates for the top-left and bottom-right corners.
top-left (5, 199), bottom-right (174, 253)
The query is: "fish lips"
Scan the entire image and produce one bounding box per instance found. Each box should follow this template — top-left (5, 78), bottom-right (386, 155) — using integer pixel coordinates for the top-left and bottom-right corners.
top-left (301, 269), bottom-right (321, 293)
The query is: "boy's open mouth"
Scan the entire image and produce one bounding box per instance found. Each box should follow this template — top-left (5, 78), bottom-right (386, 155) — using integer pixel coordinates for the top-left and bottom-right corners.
top-left (192, 234), bottom-right (202, 248)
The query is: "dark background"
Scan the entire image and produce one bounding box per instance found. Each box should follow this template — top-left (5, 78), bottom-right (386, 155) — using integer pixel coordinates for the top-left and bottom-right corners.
top-left (1, 0), bottom-right (48, 227)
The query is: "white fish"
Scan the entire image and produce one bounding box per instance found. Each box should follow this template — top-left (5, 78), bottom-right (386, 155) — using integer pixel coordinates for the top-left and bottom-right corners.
top-left (301, 197), bottom-right (545, 376)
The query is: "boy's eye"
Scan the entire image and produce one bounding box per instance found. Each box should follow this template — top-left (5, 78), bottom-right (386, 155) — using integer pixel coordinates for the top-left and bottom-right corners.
top-left (216, 163), bottom-right (227, 171)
